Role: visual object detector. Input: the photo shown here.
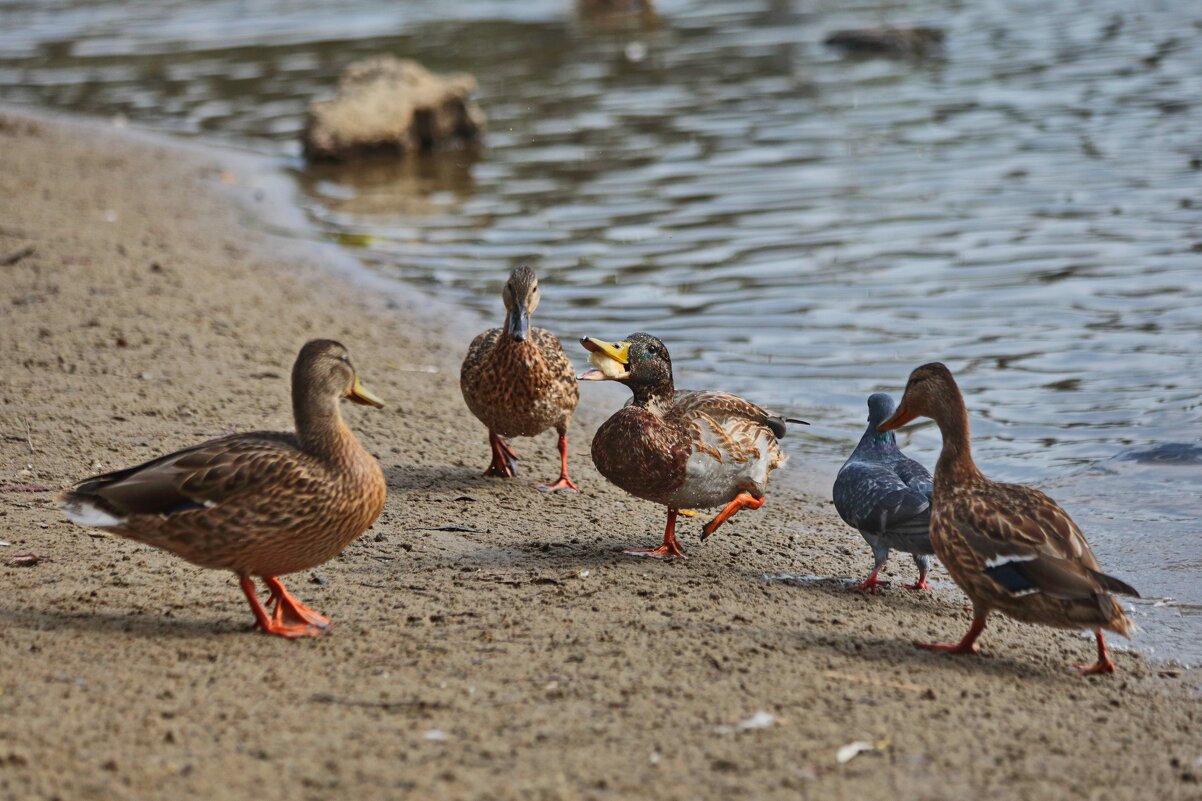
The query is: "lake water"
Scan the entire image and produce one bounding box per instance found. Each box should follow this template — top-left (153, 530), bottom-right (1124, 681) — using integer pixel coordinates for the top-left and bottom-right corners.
top-left (2, 0), bottom-right (1200, 663)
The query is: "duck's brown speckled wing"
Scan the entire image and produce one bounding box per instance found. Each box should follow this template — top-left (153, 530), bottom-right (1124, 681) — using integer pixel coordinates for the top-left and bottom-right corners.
top-left (530, 326), bottom-right (580, 414)
top-left (668, 390), bottom-right (787, 464)
top-left (938, 482), bottom-right (1137, 630)
top-left (71, 432), bottom-right (325, 519)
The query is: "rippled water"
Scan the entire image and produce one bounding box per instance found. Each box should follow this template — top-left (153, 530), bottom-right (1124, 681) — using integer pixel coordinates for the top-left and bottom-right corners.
top-left (2, 0), bottom-right (1200, 662)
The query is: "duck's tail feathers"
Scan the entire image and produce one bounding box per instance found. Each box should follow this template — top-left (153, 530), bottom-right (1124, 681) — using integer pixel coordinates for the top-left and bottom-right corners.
top-left (1090, 569), bottom-right (1140, 599)
top-left (60, 492), bottom-right (126, 528)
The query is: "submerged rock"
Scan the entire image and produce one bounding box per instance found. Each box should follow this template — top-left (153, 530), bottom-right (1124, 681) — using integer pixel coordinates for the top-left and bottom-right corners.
top-left (303, 57), bottom-right (485, 162)
top-left (824, 26), bottom-right (945, 58)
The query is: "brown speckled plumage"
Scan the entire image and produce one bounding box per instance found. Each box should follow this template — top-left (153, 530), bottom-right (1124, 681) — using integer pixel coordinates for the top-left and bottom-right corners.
top-left (460, 266), bottom-right (580, 490)
top-left (880, 362), bottom-right (1138, 672)
top-left (594, 388), bottom-right (787, 508)
top-left (582, 333), bottom-right (801, 558)
top-left (61, 339), bottom-right (387, 637)
top-left (461, 326), bottom-right (578, 438)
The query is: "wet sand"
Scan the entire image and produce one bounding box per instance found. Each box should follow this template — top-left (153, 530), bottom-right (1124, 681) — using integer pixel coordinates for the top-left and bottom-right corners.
top-left (1, 109), bottom-right (1200, 801)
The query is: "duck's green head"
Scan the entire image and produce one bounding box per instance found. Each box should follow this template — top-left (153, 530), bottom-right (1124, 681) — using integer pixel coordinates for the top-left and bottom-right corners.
top-left (578, 332), bottom-right (673, 393)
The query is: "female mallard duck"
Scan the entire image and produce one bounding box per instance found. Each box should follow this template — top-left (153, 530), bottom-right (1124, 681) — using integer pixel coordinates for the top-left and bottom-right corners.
top-left (579, 333), bottom-right (805, 558)
top-left (833, 392), bottom-right (935, 592)
top-left (60, 339), bottom-right (387, 638)
top-left (461, 265), bottom-right (580, 491)
top-left (878, 363), bottom-right (1138, 674)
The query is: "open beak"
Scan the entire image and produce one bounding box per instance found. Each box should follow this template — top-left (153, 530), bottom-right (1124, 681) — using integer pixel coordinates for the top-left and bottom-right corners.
top-left (578, 337), bottom-right (631, 381)
top-left (506, 307), bottom-right (530, 342)
top-left (347, 376), bottom-right (385, 408)
top-left (876, 401), bottom-right (916, 431)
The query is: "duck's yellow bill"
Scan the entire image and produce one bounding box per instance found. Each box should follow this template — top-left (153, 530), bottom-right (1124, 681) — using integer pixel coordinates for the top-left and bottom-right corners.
top-left (347, 377), bottom-right (385, 408)
top-left (580, 337), bottom-right (630, 364)
top-left (578, 337), bottom-right (632, 381)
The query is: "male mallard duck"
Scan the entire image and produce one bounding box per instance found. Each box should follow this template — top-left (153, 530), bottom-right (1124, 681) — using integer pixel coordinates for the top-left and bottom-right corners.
top-left (833, 393), bottom-right (935, 592)
top-left (60, 340), bottom-right (387, 638)
top-left (460, 265), bottom-right (580, 491)
top-left (579, 333), bottom-right (805, 558)
top-left (878, 363), bottom-right (1138, 673)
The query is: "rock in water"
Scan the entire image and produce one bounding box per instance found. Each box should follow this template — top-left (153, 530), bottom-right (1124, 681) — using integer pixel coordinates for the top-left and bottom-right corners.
top-left (823, 26), bottom-right (945, 58)
top-left (303, 57), bottom-right (485, 162)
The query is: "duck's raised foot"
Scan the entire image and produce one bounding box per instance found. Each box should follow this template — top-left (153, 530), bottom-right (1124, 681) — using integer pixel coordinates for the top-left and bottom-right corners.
top-left (700, 491), bottom-right (765, 541)
top-left (904, 576), bottom-right (930, 591)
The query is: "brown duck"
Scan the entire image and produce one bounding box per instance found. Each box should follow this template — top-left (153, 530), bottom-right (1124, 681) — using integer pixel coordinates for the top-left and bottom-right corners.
top-left (579, 333), bottom-right (805, 558)
top-left (460, 265), bottom-right (580, 491)
top-left (60, 339), bottom-right (387, 638)
top-left (878, 362), bottom-right (1139, 673)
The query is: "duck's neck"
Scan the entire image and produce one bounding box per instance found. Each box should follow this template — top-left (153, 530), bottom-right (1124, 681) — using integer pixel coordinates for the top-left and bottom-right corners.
top-left (294, 390), bottom-right (358, 464)
top-left (629, 378), bottom-right (675, 414)
top-left (933, 397), bottom-right (981, 486)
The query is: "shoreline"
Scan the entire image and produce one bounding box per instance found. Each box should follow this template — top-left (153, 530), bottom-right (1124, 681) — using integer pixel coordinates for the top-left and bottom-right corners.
top-left (1, 108), bottom-right (1200, 800)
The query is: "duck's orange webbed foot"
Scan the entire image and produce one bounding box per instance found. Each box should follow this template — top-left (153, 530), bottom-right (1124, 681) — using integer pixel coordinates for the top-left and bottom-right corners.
top-left (1070, 631), bottom-right (1116, 675)
top-left (700, 491), bottom-right (765, 541)
top-left (538, 476), bottom-right (579, 493)
top-left (240, 577), bottom-right (327, 638)
top-left (264, 576), bottom-right (331, 629)
top-left (904, 573), bottom-right (931, 591)
top-left (916, 616), bottom-right (986, 655)
top-left (484, 431), bottom-right (518, 478)
top-left (624, 509), bottom-right (687, 559)
top-left (536, 431), bottom-right (578, 493)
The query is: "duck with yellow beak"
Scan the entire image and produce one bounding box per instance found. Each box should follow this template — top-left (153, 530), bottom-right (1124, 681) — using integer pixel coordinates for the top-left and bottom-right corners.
top-left (61, 340), bottom-right (387, 638)
top-left (461, 266), bottom-right (581, 491)
top-left (878, 362), bottom-right (1138, 673)
top-left (579, 333), bottom-right (806, 558)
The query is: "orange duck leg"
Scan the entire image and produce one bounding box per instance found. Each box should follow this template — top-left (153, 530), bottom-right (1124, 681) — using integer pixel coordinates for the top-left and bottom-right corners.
top-left (537, 430), bottom-right (579, 493)
top-left (264, 575), bottom-right (331, 629)
top-left (484, 431), bottom-right (519, 478)
top-left (700, 491), bottom-right (765, 541)
top-left (917, 615), bottom-right (986, 655)
top-left (1072, 630), bottom-right (1116, 675)
top-left (239, 577), bottom-right (327, 638)
top-left (625, 508), bottom-right (687, 559)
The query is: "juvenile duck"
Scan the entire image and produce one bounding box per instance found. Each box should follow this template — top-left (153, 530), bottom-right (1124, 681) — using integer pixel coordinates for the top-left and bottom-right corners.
top-left (833, 393), bottom-right (935, 592)
top-left (60, 339), bottom-right (387, 638)
top-left (461, 266), bottom-right (580, 491)
top-left (579, 333), bottom-right (804, 558)
top-left (878, 363), bottom-right (1138, 674)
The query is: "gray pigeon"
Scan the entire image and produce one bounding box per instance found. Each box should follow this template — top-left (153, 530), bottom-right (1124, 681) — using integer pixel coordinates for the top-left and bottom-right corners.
top-left (832, 393), bottom-right (935, 592)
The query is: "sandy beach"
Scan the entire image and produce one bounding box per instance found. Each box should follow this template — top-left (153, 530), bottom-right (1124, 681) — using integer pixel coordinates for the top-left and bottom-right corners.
top-left (1, 109), bottom-right (1200, 801)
